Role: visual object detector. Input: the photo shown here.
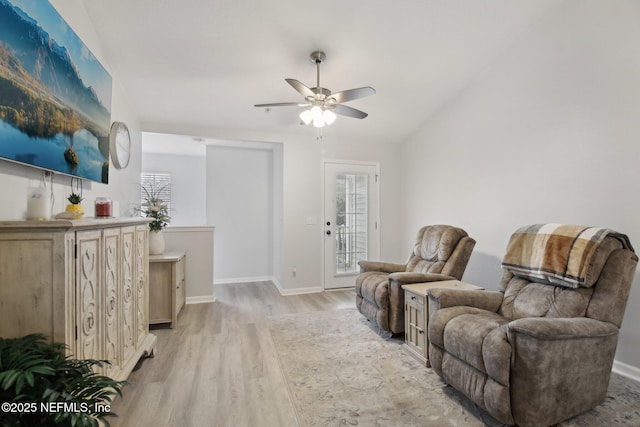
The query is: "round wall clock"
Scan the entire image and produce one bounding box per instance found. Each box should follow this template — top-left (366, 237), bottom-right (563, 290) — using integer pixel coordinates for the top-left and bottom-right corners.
top-left (109, 121), bottom-right (131, 169)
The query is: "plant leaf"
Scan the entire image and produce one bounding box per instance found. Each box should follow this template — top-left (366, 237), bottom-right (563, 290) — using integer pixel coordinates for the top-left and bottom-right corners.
top-left (1, 369), bottom-right (21, 390)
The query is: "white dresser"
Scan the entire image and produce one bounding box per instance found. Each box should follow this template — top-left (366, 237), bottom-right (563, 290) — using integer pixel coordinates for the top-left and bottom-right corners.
top-left (0, 217), bottom-right (157, 381)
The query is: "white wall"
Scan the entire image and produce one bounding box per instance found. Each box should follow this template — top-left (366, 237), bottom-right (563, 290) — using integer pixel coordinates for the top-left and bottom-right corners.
top-left (206, 145), bottom-right (275, 282)
top-left (142, 152), bottom-right (207, 226)
top-left (399, 0), bottom-right (640, 370)
top-left (163, 226), bottom-right (215, 303)
top-left (272, 143), bottom-right (284, 288)
top-left (281, 136), bottom-right (402, 293)
top-left (0, 1), bottom-right (142, 221)
top-left (139, 123), bottom-right (403, 295)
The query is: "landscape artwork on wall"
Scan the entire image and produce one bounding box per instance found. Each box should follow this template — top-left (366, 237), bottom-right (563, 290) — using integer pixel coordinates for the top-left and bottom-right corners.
top-left (0, 0), bottom-right (112, 183)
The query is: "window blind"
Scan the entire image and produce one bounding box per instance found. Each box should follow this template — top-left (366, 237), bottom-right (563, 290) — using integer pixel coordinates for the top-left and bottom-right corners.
top-left (140, 172), bottom-right (172, 213)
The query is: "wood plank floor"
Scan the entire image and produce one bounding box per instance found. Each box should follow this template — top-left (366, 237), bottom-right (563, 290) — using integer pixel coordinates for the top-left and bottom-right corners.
top-left (109, 282), bottom-right (355, 427)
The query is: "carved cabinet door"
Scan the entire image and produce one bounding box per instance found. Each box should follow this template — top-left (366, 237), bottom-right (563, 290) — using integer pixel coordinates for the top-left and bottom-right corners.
top-left (102, 228), bottom-right (121, 377)
top-left (75, 230), bottom-right (102, 363)
top-left (121, 226), bottom-right (136, 361)
top-left (135, 225), bottom-right (149, 344)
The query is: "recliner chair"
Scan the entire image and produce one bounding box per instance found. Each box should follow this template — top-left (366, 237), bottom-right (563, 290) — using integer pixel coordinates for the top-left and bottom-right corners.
top-left (427, 224), bottom-right (638, 427)
top-left (355, 224), bottom-right (475, 334)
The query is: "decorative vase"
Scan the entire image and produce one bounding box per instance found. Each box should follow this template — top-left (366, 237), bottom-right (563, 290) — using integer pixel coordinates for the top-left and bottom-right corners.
top-left (149, 230), bottom-right (165, 255)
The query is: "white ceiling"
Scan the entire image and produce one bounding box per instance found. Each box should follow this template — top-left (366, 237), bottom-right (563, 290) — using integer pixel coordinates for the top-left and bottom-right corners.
top-left (82, 0), bottom-right (564, 145)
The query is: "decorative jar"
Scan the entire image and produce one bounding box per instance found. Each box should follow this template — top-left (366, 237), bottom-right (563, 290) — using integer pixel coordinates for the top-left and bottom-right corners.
top-left (95, 197), bottom-right (113, 218)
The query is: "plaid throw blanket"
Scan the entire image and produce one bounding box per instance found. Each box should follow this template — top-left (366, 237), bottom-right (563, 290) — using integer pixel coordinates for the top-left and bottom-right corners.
top-left (502, 224), bottom-right (634, 288)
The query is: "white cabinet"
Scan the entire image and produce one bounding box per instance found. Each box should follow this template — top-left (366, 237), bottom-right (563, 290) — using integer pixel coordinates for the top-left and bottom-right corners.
top-left (149, 250), bottom-right (186, 327)
top-left (0, 218), bottom-right (157, 381)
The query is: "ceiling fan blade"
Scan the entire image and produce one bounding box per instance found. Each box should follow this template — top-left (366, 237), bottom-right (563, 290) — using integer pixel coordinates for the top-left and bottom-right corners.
top-left (329, 86), bottom-right (376, 104)
top-left (285, 78), bottom-right (315, 98)
top-left (333, 104), bottom-right (368, 119)
top-left (254, 102), bottom-right (310, 108)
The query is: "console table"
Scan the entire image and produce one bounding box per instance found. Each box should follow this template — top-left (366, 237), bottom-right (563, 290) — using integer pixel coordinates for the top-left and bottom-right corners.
top-left (403, 280), bottom-right (483, 367)
top-left (149, 250), bottom-right (186, 327)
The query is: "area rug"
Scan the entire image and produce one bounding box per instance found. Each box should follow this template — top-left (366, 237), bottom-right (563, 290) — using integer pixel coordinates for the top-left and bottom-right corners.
top-left (267, 308), bottom-right (640, 427)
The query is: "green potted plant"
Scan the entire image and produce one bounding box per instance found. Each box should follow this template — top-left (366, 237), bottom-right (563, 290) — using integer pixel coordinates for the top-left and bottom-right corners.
top-left (138, 183), bottom-right (170, 255)
top-left (65, 192), bottom-right (84, 219)
top-left (0, 334), bottom-right (126, 427)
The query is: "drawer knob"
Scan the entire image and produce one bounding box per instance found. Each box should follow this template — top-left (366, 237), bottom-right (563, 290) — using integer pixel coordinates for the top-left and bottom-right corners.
top-left (411, 296), bottom-right (416, 300)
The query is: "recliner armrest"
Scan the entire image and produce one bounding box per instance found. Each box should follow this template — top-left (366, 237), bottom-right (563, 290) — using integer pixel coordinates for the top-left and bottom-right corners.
top-left (358, 260), bottom-right (406, 273)
top-left (427, 288), bottom-right (503, 313)
top-left (384, 272), bottom-right (457, 332)
top-left (506, 316), bottom-right (620, 426)
top-left (508, 317), bottom-right (619, 341)
top-left (388, 272), bottom-right (456, 285)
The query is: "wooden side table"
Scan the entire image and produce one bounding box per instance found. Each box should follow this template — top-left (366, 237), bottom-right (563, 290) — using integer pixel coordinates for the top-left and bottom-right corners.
top-left (403, 280), bottom-right (483, 367)
top-left (149, 250), bottom-right (186, 327)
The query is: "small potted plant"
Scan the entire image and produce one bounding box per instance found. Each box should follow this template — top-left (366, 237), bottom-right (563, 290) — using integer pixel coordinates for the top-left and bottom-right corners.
top-left (65, 192), bottom-right (84, 219)
top-left (138, 183), bottom-right (170, 255)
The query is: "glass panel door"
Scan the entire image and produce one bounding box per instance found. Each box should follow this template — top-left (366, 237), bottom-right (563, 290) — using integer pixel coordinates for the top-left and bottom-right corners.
top-left (323, 161), bottom-right (379, 289)
top-left (335, 173), bottom-right (368, 275)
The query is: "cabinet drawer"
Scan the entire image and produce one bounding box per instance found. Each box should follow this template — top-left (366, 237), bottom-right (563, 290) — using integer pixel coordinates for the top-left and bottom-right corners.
top-left (405, 292), bottom-right (425, 309)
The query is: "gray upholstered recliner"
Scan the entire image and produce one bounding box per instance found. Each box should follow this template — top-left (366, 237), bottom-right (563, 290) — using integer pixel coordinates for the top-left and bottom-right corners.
top-left (355, 224), bottom-right (475, 334)
top-left (427, 224), bottom-right (638, 427)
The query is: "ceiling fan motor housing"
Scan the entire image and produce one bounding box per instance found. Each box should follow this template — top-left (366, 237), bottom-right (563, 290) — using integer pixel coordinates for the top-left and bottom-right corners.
top-left (310, 50), bottom-right (326, 64)
top-left (308, 87), bottom-right (332, 102)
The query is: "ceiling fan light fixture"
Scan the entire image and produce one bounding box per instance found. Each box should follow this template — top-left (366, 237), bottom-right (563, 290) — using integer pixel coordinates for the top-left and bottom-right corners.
top-left (299, 109), bottom-right (312, 125)
top-left (310, 105), bottom-right (323, 122)
top-left (301, 106), bottom-right (336, 127)
top-left (323, 109), bottom-right (336, 125)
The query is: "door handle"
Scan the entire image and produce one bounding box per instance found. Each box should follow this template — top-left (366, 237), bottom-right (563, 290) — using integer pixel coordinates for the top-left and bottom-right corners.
top-left (326, 230), bottom-right (331, 236)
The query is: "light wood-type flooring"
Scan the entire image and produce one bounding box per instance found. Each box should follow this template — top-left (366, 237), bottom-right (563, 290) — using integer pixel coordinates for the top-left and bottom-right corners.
top-left (109, 282), bottom-right (354, 427)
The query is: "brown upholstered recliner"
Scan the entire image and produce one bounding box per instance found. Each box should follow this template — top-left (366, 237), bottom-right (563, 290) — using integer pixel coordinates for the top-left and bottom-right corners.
top-left (427, 224), bottom-right (638, 427)
top-left (355, 225), bottom-right (475, 334)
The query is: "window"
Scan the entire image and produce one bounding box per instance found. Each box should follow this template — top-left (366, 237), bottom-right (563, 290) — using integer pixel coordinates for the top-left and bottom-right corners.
top-left (140, 172), bottom-right (172, 213)
top-left (335, 173), bottom-right (368, 274)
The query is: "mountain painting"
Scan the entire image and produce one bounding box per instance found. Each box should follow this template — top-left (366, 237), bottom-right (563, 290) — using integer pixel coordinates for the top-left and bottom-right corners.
top-left (0, 0), bottom-right (112, 183)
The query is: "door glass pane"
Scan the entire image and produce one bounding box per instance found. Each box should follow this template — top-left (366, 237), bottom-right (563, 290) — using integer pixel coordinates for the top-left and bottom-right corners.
top-left (335, 173), bottom-right (368, 275)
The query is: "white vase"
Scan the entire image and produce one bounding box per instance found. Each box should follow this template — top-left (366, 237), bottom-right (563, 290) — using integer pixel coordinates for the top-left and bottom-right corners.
top-left (149, 230), bottom-right (165, 255)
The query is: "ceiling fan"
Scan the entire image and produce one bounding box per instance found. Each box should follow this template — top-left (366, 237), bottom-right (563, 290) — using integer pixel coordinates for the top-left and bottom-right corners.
top-left (255, 51), bottom-right (376, 128)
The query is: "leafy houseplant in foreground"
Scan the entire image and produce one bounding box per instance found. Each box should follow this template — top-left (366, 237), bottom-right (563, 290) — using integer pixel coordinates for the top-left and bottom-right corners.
top-left (0, 334), bottom-right (126, 427)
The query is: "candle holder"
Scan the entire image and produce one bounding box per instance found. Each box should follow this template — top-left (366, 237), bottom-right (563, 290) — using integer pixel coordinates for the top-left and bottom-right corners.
top-left (94, 197), bottom-right (113, 218)
top-left (26, 187), bottom-right (50, 221)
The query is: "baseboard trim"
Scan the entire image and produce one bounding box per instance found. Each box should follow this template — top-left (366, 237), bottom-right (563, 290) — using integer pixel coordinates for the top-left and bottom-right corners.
top-left (613, 359), bottom-right (640, 383)
top-left (186, 295), bottom-right (216, 305)
top-left (213, 276), bottom-right (339, 296)
top-left (271, 276), bottom-right (284, 294)
top-left (278, 285), bottom-right (324, 296)
top-left (214, 276), bottom-right (274, 285)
